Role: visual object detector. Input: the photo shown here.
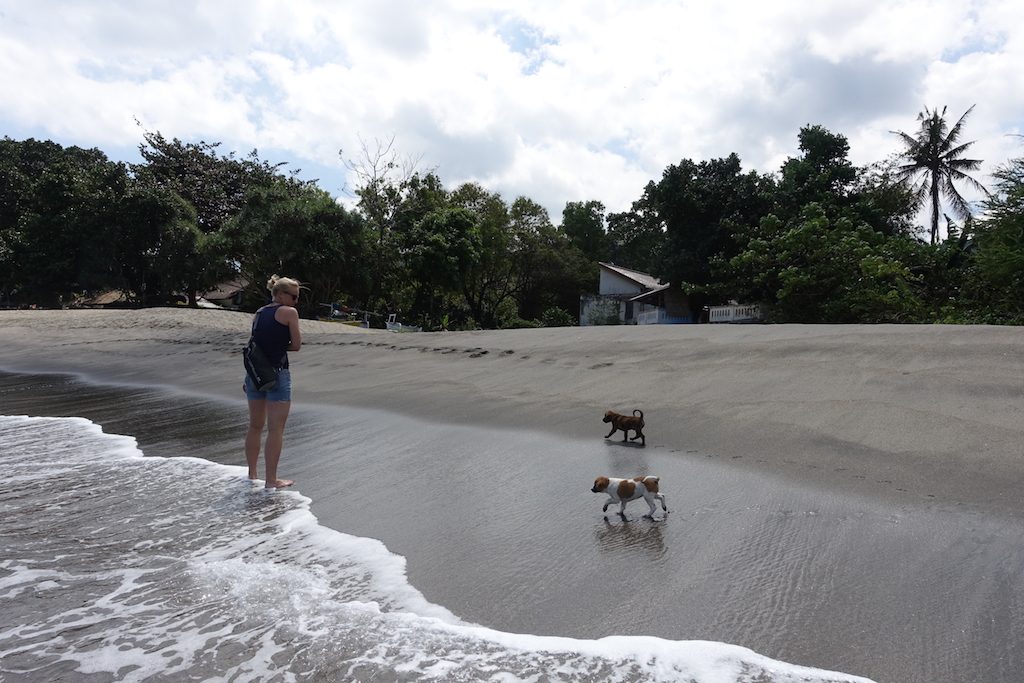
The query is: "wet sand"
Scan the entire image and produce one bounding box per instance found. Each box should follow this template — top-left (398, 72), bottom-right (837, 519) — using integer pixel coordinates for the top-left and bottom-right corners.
top-left (3, 309), bottom-right (1024, 513)
top-left (2, 309), bottom-right (1024, 682)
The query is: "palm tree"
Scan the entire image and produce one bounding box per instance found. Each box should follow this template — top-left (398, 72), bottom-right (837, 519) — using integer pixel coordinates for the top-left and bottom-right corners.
top-left (892, 105), bottom-right (988, 245)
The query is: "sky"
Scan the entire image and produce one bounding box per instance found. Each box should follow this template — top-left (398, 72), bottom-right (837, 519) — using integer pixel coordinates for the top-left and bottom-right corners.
top-left (2, 0), bottom-right (1023, 234)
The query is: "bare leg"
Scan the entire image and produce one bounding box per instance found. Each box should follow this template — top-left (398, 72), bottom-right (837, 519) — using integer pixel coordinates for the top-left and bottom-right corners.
top-left (245, 399), bottom-right (267, 480)
top-left (263, 400), bottom-right (293, 489)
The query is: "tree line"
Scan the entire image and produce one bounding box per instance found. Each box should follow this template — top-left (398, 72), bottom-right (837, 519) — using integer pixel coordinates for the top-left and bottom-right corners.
top-left (1, 107), bottom-right (1022, 327)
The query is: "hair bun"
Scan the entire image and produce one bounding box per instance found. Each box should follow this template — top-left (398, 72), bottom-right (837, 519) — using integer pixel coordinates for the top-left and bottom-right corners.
top-left (267, 275), bottom-right (302, 296)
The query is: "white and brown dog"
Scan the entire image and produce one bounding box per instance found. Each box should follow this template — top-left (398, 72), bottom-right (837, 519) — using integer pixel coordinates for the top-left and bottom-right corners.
top-left (591, 475), bottom-right (668, 518)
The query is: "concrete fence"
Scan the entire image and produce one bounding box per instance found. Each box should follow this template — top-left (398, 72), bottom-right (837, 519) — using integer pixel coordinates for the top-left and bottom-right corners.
top-left (708, 304), bottom-right (761, 323)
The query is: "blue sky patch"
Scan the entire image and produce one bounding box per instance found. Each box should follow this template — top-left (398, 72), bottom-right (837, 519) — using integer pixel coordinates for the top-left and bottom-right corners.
top-left (496, 17), bottom-right (557, 76)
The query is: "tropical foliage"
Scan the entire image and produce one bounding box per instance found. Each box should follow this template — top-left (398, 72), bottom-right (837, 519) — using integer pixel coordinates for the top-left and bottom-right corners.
top-left (1, 106), bottom-right (1019, 326)
top-left (891, 106), bottom-right (988, 245)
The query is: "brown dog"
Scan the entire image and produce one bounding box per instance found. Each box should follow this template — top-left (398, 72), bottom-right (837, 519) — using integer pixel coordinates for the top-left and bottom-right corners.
top-left (603, 409), bottom-right (645, 446)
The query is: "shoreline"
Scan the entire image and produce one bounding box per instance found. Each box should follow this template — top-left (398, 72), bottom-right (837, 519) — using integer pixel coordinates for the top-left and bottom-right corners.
top-left (2, 308), bottom-right (1024, 515)
top-left (6, 309), bottom-right (1024, 682)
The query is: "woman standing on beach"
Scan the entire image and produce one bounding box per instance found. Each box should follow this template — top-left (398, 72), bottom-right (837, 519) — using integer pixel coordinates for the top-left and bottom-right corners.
top-left (244, 275), bottom-right (302, 489)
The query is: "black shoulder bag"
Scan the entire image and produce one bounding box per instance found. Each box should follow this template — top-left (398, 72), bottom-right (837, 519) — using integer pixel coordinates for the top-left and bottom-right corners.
top-left (243, 311), bottom-right (279, 391)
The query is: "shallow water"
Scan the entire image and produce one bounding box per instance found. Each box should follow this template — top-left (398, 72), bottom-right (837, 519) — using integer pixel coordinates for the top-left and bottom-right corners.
top-left (3, 371), bottom-right (1024, 682)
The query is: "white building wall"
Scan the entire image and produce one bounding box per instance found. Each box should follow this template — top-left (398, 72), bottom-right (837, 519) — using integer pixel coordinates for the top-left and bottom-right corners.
top-left (579, 295), bottom-right (625, 326)
top-left (599, 270), bottom-right (644, 296)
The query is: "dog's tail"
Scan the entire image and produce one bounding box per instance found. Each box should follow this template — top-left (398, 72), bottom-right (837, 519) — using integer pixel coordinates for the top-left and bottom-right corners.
top-left (633, 409), bottom-right (644, 419)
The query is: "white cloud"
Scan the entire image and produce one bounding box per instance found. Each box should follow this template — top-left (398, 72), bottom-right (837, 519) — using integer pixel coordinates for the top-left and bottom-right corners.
top-left (1, 0), bottom-right (1021, 231)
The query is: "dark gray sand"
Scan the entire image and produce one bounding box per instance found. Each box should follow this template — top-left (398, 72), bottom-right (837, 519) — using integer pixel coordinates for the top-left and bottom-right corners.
top-left (3, 309), bottom-right (1024, 683)
top-left (5, 371), bottom-right (1024, 683)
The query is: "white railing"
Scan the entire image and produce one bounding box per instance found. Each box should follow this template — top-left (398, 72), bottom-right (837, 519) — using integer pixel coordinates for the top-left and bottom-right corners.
top-left (635, 307), bottom-right (693, 324)
top-left (636, 308), bottom-right (662, 325)
top-left (708, 304), bottom-right (761, 323)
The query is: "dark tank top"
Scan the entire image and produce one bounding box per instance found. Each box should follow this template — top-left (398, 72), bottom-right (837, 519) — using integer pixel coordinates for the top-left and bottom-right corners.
top-left (251, 304), bottom-right (291, 368)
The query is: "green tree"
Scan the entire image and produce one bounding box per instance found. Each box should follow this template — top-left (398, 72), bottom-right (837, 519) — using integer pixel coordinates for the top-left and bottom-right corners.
top-left (221, 177), bottom-right (366, 317)
top-left (646, 153), bottom-right (773, 301)
top-left (137, 130), bottom-right (283, 303)
top-left (113, 179), bottom-right (200, 305)
top-left (510, 197), bottom-right (590, 322)
top-left (961, 154), bottom-right (1024, 321)
top-left (891, 105), bottom-right (988, 245)
top-left (0, 138), bottom-right (129, 305)
top-left (729, 204), bottom-right (924, 322)
top-left (402, 206), bottom-right (481, 327)
top-left (771, 125), bottom-right (915, 238)
top-left (605, 192), bottom-right (665, 275)
top-left (560, 200), bottom-right (608, 263)
top-left (847, 158), bottom-right (920, 238)
top-left (342, 137), bottom-right (433, 313)
top-left (138, 131), bottom-right (278, 233)
top-left (387, 172), bottom-right (453, 322)
top-left (776, 124), bottom-right (857, 219)
top-left (723, 126), bottom-right (931, 321)
top-left (449, 183), bottom-right (516, 328)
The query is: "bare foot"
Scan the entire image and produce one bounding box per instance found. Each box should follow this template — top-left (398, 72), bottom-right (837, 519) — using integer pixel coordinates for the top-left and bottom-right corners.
top-left (266, 479), bottom-right (294, 489)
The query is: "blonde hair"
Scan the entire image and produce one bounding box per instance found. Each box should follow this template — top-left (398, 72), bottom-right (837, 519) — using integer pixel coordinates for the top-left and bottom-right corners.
top-left (267, 275), bottom-right (302, 295)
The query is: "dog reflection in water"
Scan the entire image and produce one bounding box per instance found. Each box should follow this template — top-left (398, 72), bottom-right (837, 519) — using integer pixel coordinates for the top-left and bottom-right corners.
top-left (595, 516), bottom-right (667, 556)
top-left (591, 475), bottom-right (668, 519)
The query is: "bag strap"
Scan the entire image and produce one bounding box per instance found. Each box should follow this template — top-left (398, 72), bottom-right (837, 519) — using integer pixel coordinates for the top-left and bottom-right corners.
top-left (250, 304), bottom-right (268, 338)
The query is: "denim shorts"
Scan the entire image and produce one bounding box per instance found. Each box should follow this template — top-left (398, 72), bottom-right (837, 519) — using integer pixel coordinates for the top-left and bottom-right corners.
top-left (244, 368), bottom-right (292, 402)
